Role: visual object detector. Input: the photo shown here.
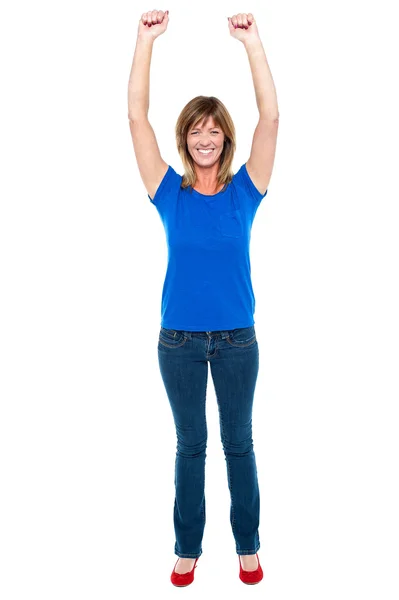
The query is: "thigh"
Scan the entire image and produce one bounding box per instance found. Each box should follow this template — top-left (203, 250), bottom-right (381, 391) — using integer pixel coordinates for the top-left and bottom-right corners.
top-left (210, 327), bottom-right (259, 431)
top-left (157, 327), bottom-right (208, 437)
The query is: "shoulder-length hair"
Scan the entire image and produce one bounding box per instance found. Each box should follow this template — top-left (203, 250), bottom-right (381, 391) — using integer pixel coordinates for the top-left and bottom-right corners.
top-left (175, 96), bottom-right (236, 191)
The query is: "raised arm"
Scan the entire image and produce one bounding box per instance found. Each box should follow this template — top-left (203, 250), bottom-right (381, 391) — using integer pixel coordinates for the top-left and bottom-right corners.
top-left (127, 10), bottom-right (169, 200)
top-left (228, 13), bottom-right (279, 195)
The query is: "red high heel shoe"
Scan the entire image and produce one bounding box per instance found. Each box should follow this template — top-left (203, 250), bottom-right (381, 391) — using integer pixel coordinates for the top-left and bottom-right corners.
top-left (239, 553), bottom-right (263, 584)
top-left (170, 557), bottom-right (199, 587)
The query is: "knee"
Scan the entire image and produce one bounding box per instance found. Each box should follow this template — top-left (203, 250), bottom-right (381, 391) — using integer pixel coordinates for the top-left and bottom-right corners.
top-left (221, 435), bottom-right (254, 457)
top-left (176, 436), bottom-right (207, 458)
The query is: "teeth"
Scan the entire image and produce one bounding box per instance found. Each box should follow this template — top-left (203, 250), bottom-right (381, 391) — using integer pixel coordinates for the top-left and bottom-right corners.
top-left (198, 149), bottom-right (213, 154)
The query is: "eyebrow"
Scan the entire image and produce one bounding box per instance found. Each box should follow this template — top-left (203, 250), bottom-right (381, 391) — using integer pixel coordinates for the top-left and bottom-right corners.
top-left (191, 125), bottom-right (220, 130)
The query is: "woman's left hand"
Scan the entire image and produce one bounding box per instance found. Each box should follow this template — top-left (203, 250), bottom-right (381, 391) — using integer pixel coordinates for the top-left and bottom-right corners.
top-left (227, 13), bottom-right (260, 44)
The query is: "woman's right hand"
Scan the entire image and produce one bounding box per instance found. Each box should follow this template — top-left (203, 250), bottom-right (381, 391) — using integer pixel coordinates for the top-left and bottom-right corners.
top-left (138, 10), bottom-right (169, 41)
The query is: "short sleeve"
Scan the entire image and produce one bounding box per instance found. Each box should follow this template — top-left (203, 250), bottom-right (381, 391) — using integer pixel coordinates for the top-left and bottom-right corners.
top-left (233, 163), bottom-right (268, 213)
top-left (148, 165), bottom-right (182, 208)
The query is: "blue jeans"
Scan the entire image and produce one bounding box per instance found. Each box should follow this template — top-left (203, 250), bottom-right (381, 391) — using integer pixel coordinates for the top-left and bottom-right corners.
top-left (157, 325), bottom-right (261, 558)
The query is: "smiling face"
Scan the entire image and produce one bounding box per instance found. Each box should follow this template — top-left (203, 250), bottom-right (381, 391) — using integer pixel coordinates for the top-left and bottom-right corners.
top-left (186, 115), bottom-right (225, 167)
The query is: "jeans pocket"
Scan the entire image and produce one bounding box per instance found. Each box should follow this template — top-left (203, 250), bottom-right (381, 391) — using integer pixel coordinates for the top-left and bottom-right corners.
top-left (227, 326), bottom-right (257, 347)
top-left (158, 327), bottom-right (188, 348)
top-left (219, 210), bottom-right (243, 238)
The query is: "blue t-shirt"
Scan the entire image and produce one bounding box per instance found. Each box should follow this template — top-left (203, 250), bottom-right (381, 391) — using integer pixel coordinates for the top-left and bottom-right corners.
top-left (149, 163), bottom-right (267, 331)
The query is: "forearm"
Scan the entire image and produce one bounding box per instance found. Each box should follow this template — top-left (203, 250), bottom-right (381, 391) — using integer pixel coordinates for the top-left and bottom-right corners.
top-left (127, 35), bottom-right (154, 120)
top-left (244, 38), bottom-right (279, 121)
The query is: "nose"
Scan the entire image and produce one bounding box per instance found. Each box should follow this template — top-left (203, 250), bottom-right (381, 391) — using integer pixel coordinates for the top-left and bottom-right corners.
top-left (197, 139), bottom-right (214, 147)
top-left (195, 134), bottom-right (214, 146)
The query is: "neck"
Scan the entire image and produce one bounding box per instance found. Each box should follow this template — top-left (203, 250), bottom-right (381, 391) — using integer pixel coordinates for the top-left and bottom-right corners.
top-left (193, 163), bottom-right (220, 192)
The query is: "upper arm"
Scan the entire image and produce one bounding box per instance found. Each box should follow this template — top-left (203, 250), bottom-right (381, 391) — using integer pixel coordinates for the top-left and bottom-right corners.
top-left (128, 117), bottom-right (169, 199)
top-left (246, 117), bottom-right (279, 196)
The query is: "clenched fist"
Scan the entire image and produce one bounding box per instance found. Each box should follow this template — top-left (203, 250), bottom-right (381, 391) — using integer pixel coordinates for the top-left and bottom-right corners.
top-left (227, 13), bottom-right (260, 44)
top-left (138, 9), bottom-right (169, 40)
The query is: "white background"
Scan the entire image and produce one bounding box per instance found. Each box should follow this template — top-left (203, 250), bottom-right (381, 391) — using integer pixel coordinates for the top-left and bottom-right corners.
top-left (1, 0), bottom-right (398, 598)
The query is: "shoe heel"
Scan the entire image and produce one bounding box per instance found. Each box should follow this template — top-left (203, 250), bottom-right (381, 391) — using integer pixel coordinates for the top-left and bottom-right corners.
top-left (239, 553), bottom-right (263, 585)
top-left (171, 557), bottom-right (199, 587)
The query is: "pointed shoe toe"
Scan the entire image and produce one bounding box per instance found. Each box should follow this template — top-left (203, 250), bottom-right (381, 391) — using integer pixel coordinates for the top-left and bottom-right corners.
top-left (171, 557), bottom-right (199, 587)
top-left (239, 553), bottom-right (263, 585)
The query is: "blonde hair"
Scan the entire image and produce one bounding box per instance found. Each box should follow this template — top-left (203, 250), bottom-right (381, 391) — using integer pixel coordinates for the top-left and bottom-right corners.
top-left (175, 96), bottom-right (236, 191)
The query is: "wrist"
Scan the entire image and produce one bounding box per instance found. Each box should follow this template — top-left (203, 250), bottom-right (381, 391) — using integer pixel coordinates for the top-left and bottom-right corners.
top-left (137, 34), bottom-right (155, 45)
top-left (243, 37), bottom-right (263, 51)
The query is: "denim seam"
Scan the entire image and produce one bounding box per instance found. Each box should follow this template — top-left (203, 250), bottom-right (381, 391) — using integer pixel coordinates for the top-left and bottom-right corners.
top-left (174, 548), bottom-right (202, 559)
top-left (226, 335), bottom-right (257, 348)
top-left (158, 335), bottom-right (188, 348)
top-left (237, 543), bottom-right (261, 555)
top-left (220, 412), bottom-right (237, 538)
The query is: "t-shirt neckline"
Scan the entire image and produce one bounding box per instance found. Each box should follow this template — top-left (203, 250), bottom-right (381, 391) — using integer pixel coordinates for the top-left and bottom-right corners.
top-left (189, 182), bottom-right (229, 199)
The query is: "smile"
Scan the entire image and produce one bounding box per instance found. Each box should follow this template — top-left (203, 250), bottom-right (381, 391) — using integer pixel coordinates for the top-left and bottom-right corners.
top-left (197, 149), bottom-right (214, 155)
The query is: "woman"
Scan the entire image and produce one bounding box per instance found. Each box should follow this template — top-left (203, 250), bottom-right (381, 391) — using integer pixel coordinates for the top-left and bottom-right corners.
top-left (127, 9), bottom-right (279, 586)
